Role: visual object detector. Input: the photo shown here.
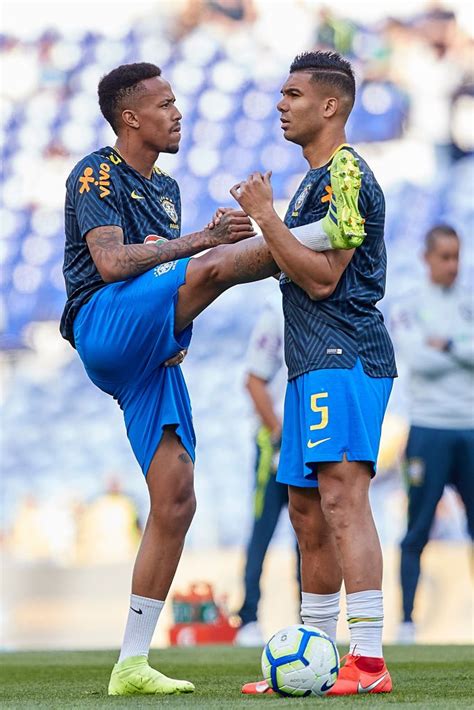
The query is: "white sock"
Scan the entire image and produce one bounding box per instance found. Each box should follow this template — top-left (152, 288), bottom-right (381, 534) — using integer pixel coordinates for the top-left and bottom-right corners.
top-left (118, 594), bottom-right (165, 663)
top-left (290, 219), bottom-right (333, 252)
top-left (346, 589), bottom-right (384, 658)
top-left (301, 591), bottom-right (340, 641)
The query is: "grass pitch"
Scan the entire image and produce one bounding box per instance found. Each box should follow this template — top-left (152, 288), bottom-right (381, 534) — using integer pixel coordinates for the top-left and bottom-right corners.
top-left (0, 645), bottom-right (472, 709)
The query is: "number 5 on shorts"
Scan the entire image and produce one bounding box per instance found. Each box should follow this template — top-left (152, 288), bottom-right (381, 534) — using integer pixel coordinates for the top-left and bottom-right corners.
top-left (310, 392), bottom-right (329, 431)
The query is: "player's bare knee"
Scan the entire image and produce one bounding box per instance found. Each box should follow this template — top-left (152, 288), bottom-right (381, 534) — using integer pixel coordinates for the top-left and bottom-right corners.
top-left (175, 491), bottom-right (196, 532)
top-left (149, 468), bottom-right (196, 531)
top-left (173, 486), bottom-right (196, 528)
top-left (150, 489), bottom-right (196, 534)
top-left (319, 489), bottom-right (351, 532)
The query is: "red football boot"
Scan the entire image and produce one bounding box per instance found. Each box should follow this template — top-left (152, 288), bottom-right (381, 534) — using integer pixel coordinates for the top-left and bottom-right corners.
top-left (327, 654), bottom-right (392, 695)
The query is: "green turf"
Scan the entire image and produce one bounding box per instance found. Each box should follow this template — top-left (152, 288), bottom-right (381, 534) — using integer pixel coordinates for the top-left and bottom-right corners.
top-left (0, 646), bottom-right (473, 708)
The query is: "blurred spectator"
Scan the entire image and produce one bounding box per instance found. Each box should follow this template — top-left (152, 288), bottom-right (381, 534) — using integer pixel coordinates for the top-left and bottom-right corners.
top-left (391, 224), bottom-right (474, 643)
top-left (450, 81), bottom-right (474, 161)
top-left (8, 493), bottom-right (78, 564)
top-left (235, 290), bottom-right (300, 647)
top-left (203, 0), bottom-right (257, 25)
top-left (314, 6), bottom-right (356, 56)
top-left (390, 8), bottom-right (466, 168)
top-left (174, 0), bottom-right (257, 39)
top-left (8, 495), bottom-right (51, 561)
top-left (417, 6), bottom-right (458, 56)
top-left (76, 476), bottom-right (141, 564)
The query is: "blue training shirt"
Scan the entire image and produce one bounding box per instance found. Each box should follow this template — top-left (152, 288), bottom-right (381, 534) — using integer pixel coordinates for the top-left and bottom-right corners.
top-left (60, 146), bottom-right (181, 346)
top-left (281, 146), bottom-right (397, 380)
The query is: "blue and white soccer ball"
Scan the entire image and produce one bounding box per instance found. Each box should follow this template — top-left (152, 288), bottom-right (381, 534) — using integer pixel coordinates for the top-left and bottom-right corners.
top-left (261, 624), bottom-right (339, 697)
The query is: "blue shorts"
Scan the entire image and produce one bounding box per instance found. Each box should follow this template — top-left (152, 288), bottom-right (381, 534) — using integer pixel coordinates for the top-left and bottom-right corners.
top-left (277, 359), bottom-right (393, 488)
top-left (73, 258), bottom-right (195, 476)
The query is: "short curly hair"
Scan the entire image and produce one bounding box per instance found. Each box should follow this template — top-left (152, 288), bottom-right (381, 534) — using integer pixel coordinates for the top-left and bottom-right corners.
top-left (98, 62), bottom-right (162, 134)
top-left (290, 51), bottom-right (355, 113)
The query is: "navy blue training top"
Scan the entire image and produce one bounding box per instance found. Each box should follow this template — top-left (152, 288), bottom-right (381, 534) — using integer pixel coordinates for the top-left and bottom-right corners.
top-left (60, 146), bottom-right (181, 346)
top-left (281, 146), bottom-right (397, 380)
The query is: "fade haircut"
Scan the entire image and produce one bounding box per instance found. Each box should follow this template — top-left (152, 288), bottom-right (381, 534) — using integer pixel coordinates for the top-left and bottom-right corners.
top-left (425, 224), bottom-right (459, 252)
top-left (98, 62), bottom-right (162, 134)
top-left (290, 51), bottom-right (356, 113)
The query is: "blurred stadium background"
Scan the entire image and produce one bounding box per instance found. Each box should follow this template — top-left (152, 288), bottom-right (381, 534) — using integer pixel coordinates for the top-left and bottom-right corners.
top-left (1, 0), bottom-right (473, 650)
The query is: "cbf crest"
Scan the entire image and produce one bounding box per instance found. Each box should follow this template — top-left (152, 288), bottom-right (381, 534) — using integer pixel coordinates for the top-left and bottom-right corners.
top-left (291, 183), bottom-right (313, 217)
top-left (160, 196), bottom-right (178, 227)
top-left (154, 261), bottom-right (177, 277)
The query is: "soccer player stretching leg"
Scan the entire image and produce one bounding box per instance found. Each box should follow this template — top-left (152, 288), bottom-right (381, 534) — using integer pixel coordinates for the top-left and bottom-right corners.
top-left (235, 52), bottom-right (397, 696)
top-left (61, 62), bottom-right (277, 696)
top-left (61, 62), bottom-right (347, 696)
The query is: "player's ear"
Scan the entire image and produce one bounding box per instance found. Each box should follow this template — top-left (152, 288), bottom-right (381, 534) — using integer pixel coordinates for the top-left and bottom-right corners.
top-left (121, 109), bottom-right (140, 129)
top-left (323, 97), bottom-right (338, 118)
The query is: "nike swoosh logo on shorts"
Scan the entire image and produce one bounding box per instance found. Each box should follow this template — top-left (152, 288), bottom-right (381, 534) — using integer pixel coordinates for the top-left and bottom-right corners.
top-left (307, 437), bottom-right (331, 449)
top-left (358, 673), bottom-right (388, 693)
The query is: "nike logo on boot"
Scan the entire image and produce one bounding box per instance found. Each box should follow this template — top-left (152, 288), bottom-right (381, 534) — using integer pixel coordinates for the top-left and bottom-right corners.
top-left (358, 673), bottom-right (388, 693)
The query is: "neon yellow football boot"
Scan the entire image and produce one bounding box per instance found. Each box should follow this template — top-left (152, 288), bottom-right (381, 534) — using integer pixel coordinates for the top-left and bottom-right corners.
top-left (108, 655), bottom-right (195, 696)
top-left (322, 148), bottom-right (366, 249)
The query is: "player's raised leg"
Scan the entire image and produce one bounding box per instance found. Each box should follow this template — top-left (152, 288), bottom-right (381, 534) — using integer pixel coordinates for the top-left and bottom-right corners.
top-left (109, 427), bottom-right (196, 696)
top-left (174, 236), bottom-right (278, 332)
top-left (174, 162), bottom-right (367, 332)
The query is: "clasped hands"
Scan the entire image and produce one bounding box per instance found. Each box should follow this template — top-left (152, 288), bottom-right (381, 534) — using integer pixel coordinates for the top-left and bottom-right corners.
top-left (208, 171), bottom-right (274, 230)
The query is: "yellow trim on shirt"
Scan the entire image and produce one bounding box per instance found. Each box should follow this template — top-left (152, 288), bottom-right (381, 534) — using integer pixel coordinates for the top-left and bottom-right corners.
top-left (328, 143), bottom-right (352, 163)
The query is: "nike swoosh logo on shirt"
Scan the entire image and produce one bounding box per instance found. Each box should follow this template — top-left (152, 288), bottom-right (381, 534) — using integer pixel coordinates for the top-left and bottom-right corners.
top-left (358, 673), bottom-right (388, 693)
top-left (307, 437), bottom-right (331, 449)
top-left (131, 190), bottom-right (145, 200)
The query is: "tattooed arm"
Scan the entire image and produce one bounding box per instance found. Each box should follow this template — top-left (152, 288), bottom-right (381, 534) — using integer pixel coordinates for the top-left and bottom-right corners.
top-left (86, 211), bottom-right (256, 283)
top-left (87, 225), bottom-right (209, 283)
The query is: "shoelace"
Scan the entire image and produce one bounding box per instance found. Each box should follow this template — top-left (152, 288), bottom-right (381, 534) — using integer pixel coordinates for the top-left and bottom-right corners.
top-left (339, 653), bottom-right (360, 669)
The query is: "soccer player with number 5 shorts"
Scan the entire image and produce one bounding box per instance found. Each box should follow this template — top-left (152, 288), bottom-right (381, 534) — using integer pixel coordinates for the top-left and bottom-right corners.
top-left (235, 51), bottom-right (397, 696)
top-left (60, 61), bottom-right (356, 696)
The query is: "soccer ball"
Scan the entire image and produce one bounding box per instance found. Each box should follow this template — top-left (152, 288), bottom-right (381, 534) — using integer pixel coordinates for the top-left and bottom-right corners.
top-left (261, 624), bottom-right (339, 697)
